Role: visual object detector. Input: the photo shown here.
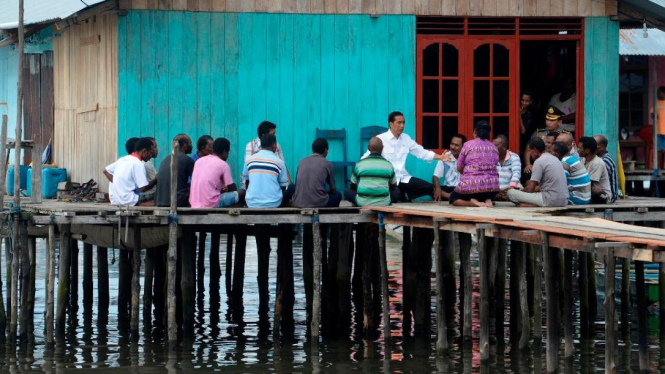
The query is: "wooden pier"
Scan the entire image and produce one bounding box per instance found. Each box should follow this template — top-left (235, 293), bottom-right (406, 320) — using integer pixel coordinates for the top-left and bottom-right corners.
top-left (2, 197), bottom-right (665, 373)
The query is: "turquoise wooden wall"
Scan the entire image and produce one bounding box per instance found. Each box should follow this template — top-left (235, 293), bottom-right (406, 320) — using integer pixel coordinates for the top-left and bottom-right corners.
top-left (584, 17), bottom-right (619, 161)
top-left (118, 11), bottom-right (430, 183)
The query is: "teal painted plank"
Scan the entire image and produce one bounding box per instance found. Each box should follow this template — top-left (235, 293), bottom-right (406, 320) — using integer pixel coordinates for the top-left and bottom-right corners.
top-left (125, 11), bottom-right (143, 142)
top-left (306, 15), bottom-right (322, 159)
top-left (237, 15), bottom-right (254, 166)
top-left (117, 14), bottom-right (128, 155)
top-left (265, 15), bottom-right (281, 122)
top-left (250, 14), bottom-right (267, 131)
top-left (360, 16), bottom-right (377, 130)
top-left (347, 16), bottom-right (363, 158)
top-left (167, 11), bottom-right (185, 143)
top-left (292, 15), bottom-right (310, 178)
top-left (373, 16), bottom-right (390, 124)
top-left (140, 11), bottom-right (156, 138)
top-left (223, 13), bottom-right (241, 179)
top-left (153, 11), bottom-right (170, 166)
top-left (182, 12), bottom-right (198, 143)
top-left (210, 12), bottom-right (226, 145)
top-left (277, 14), bottom-right (295, 174)
top-left (320, 15), bottom-right (336, 159)
top-left (197, 12), bottom-right (212, 138)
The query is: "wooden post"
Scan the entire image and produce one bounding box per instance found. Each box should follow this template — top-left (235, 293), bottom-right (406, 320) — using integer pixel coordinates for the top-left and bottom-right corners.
top-left (4, 237), bottom-right (9, 330)
top-left (459, 232), bottom-right (472, 341)
top-left (378, 214), bottom-right (391, 346)
top-left (0, 115), bottom-right (9, 207)
top-left (83, 243), bottom-right (93, 310)
top-left (588, 253), bottom-right (598, 324)
top-left (19, 221), bottom-right (30, 338)
top-left (152, 246), bottom-right (166, 328)
top-left (131, 226), bottom-right (141, 338)
top-left (231, 225), bottom-right (247, 322)
top-left (275, 223), bottom-right (295, 339)
top-left (362, 224), bottom-right (375, 338)
top-left (434, 222), bottom-right (448, 354)
top-left (542, 232), bottom-right (559, 373)
top-left (661, 261), bottom-right (665, 337)
top-left (303, 223), bottom-right (314, 325)
top-left (0, 236), bottom-right (4, 341)
top-left (533, 244), bottom-right (543, 341)
top-left (9, 219), bottom-right (20, 339)
top-left (209, 230), bottom-right (221, 294)
top-left (118, 247), bottom-right (129, 329)
top-left (56, 224), bottom-right (71, 336)
top-left (605, 249), bottom-right (616, 374)
top-left (197, 231), bottom-right (206, 296)
top-left (97, 247), bottom-right (109, 318)
top-left (478, 227), bottom-right (489, 362)
top-left (225, 233), bottom-right (233, 296)
top-left (143, 248), bottom-right (154, 327)
top-left (336, 223), bottom-right (353, 333)
top-left (255, 225), bottom-right (271, 319)
top-left (621, 256), bottom-right (631, 334)
top-left (494, 238), bottom-right (507, 341)
top-left (181, 228), bottom-right (195, 336)
top-left (443, 231), bottom-right (457, 328)
top-left (311, 215), bottom-right (322, 340)
top-left (166, 141), bottom-right (179, 343)
top-left (27, 234), bottom-right (36, 333)
top-left (401, 226), bottom-right (412, 332)
top-left (70, 239), bottom-right (80, 323)
top-left (518, 242), bottom-right (531, 350)
top-left (45, 224), bottom-right (56, 344)
top-left (564, 250), bottom-right (574, 359)
top-left (509, 239), bottom-right (520, 345)
top-left (635, 261), bottom-right (649, 372)
top-left (412, 228), bottom-right (432, 335)
top-left (579, 249), bottom-right (590, 338)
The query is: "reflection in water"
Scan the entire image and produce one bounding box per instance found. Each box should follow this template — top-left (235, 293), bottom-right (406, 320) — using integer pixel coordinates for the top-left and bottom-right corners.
top-left (0, 234), bottom-right (662, 372)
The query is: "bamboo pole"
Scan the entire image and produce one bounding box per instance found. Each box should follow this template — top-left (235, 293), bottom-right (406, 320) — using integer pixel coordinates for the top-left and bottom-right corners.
top-left (45, 224), bottom-right (55, 344)
top-left (167, 141), bottom-right (179, 343)
top-left (542, 232), bottom-right (559, 373)
top-left (56, 224), bottom-right (71, 336)
top-left (311, 215), bottom-right (322, 340)
top-left (478, 228), bottom-right (489, 362)
top-left (131, 226), bottom-right (141, 338)
top-left (378, 214), bottom-right (391, 346)
top-left (635, 261), bottom-right (649, 372)
top-left (605, 249), bottom-right (616, 374)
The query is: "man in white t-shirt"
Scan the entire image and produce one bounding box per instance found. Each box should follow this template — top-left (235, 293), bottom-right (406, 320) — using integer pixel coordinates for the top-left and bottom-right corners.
top-left (548, 78), bottom-right (576, 133)
top-left (104, 138), bottom-right (157, 206)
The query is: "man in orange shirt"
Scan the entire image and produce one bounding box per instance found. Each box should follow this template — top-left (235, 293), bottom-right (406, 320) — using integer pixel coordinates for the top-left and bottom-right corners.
top-left (654, 86), bottom-right (665, 151)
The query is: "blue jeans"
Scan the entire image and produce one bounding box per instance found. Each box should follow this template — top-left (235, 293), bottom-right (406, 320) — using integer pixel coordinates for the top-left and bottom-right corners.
top-left (216, 191), bottom-right (239, 208)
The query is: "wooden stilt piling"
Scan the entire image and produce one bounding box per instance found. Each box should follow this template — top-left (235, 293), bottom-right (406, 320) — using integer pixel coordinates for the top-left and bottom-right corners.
top-left (579, 249), bottom-right (590, 338)
top-left (255, 225), bottom-right (271, 319)
top-left (83, 243), bottom-right (93, 309)
top-left (225, 233), bottom-right (233, 296)
top-left (533, 244), bottom-right (543, 341)
top-left (460, 232), bottom-right (472, 341)
top-left (45, 225), bottom-right (56, 344)
top-left (517, 242), bottom-right (530, 350)
top-left (19, 221), bottom-right (30, 338)
top-left (209, 230), bottom-right (221, 293)
top-left (275, 224), bottom-right (295, 339)
top-left (635, 260), bottom-right (649, 372)
top-left (588, 253), bottom-right (598, 324)
top-left (478, 227), bottom-right (489, 362)
top-left (494, 238), bottom-right (507, 341)
top-left (412, 228), bottom-right (432, 335)
top-left (4, 237), bottom-right (10, 333)
top-left (181, 228), bottom-right (195, 336)
top-left (542, 232), bottom-right (559, 373)
top-left (97, 247), bottom-right (109, 318)
top-left (434, 221), bottom-right (448, 354)
top-left (9, 219), bottom-right (20, 339)
top-left (509, 240), bottom-right (520, 345)
top-left (311, 215), bottom-right (322, 340)
top-left (56, 224), bottom-right (71, 336)
top-left (621, 257), bottom-right (630, 334)
top-left (401, 226), bottom-right (412, 332)
top-left (166, 141), bottom-right (179, 343)
top-left (131, 226), bottom-right (141, 338)
top-left (118, 247), bottom-right (130, 329)
top-left (143, 248), bottom-right (154, 327)
top-left (362, 223), bottom-right (376, 338)
top-left (378, 214), bottom-right (391, 346)
top-left (231, 225), bottom-right (247, 321)
top-left (70, 239), bottom-right (79, 320)
top-left (605, 249), bottom-right (616, 374)
top-left (27, 235), bottom-right (36, 334)
top-left (197, 232), bottom-right (206, 295)
top-left (303, 224), bottom-right (314, 325)
top-left (443, 231), bottom-right (457, 327)
top-left (336, 224), bottom-right (353, 333)
top-left (564, 250), bottom-right (574, 359)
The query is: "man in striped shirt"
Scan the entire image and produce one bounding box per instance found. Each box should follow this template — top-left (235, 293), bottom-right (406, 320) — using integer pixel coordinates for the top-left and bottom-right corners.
top-left (594, 134), bottom-right (620, 203)
top-left (552, 141), bottom-right (590, 205)
top-left (493, 135), bottom-right (522, 191)
top-left (242, 134), bottom-right (291, 208)
top-left (345, 137), bottom-right (399, 207)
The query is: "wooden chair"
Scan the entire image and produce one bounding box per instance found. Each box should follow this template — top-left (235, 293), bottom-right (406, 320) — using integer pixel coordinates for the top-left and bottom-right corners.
top-left (315, 128), bottom-right (355, 188)
top-left (359, 126), bottom-right (388, 156)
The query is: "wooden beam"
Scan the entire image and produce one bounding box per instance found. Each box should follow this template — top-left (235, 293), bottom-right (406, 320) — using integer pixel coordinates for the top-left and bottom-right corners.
top-left (0, 23), bottom-right (50, 49)
top-left (55, 0), bottom-right (119, 31)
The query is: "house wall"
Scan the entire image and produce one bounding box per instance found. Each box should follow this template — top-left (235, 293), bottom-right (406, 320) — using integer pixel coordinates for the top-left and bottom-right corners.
top-left (584, 17), bottom-right (619, 161)
top-left (119, 0), bottom-right (618, 17)
top-left (53, 14), bottom-right (118, 192)
top-left (117, 11), bottom-right (429, 183)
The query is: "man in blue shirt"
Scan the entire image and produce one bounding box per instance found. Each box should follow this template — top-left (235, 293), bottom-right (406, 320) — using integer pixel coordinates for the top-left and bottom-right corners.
top-left (242, 134), bottom-right (291, 208)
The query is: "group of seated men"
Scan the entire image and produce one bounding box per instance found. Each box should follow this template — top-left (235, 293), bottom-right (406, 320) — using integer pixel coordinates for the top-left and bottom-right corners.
top-left (103, 108), bottom-right (620, 209)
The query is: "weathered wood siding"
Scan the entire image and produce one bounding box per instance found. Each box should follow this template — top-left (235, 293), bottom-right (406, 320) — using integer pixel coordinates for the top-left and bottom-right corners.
top-left (54, 14), bottom-right (118, 192)
top-left (584, 17), bottom-right (619, 161)
top-left (118, 12), bottom-right (425, 181)
top-left (119, 0), bottom-right (618, 17)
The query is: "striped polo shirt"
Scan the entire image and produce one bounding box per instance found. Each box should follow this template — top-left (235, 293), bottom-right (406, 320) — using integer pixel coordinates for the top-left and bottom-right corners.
top-left (350, 154), bottom-right (397, 207)
top-left (599, 152), bottom-right (619, 203)
top-left (241, 149), bottom-right (289, 208)
top-left (561, 154), bottom-right (591, 205)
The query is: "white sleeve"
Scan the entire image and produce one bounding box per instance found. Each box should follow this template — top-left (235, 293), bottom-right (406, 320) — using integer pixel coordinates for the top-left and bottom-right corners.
top-left (133, 162), bottom-right (149, 189)
top-left (106, 161), bottom-right (118, 174)
top-left (433, 161), bottom-right (444, 177)
top-left (407, 135), bottom-right (435, 161)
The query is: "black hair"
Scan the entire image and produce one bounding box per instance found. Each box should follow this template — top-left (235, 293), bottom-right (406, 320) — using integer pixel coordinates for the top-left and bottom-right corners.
top-left (527, 137), bottom-right (545, 152)
top-left (388, 111), bottom-right (404, 123)
top-left (173, 134), bottom-right (190, 148)
top-left (135, 137), bottom-right (153, 153)
top-left (257, 121), bottom-right (277, 138)
top-left (452, 133), bottom-right (467, 144)
top-left (260, 134), bottom-right (277, 149)
top-left (475, 120), bottom-right (491, 140)
top-left (658, 86), bottom-right (665, 100)
top-left (552, 141), bottom-right (568, 157)
top-left (545, 132), bottom-right (559, 138)
top-left (579, 136), bottom-right (597, 154)
top-left (213, 137), bottom-right (231, 155)
top-left (520, 89), bottom-right (534, 99)
top-left (125, 137), bottom-right (139, 155)
top-left (595, 135), bottom-right (609, 148)
top-left (494, 134), bottom-right (508, 145)
top-left (197, 135), bottom-right (213, 151)
top-left (312, 138), bottom-right (329, 155)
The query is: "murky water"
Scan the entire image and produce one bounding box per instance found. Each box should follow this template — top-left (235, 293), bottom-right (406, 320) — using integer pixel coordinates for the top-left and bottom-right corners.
top-left (0, 230), bottom-right (663, 373)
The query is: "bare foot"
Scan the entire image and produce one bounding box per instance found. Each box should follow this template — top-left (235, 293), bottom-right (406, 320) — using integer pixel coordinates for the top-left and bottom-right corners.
top-left (485, 199), bottom-right (494, 208)
top-left (470, 198), bottom-right (487, 207)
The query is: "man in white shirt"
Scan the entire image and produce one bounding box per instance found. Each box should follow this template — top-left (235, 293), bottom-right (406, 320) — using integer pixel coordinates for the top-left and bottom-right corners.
top-left (243, 120), bottom-right (291, 185)
top-left (363, 111), bottom-right (448, 201)
top-left (432, 133), bottom-right (466, 201)
top-left (104, 137), bottom-right (157, 206)
top-left (548, 78), bottom-right (576, 133)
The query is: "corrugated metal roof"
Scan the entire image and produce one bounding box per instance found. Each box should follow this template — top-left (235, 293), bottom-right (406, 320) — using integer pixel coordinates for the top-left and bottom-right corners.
top-left (0, 0), bottom-right (105, 29)
top-left (620, 28), bottom-right (665, 56)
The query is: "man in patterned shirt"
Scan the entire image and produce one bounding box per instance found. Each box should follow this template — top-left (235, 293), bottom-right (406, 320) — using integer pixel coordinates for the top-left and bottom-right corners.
top-left (345, 137), bottom-right (399, 207)
top-left (432, 133), bottom-right (466, 201)
top-left (243, 121), bottom-right (291, 185)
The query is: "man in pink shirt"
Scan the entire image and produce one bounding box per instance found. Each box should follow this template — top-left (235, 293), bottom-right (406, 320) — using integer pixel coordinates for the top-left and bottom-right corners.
top-left (190, 138), bottom-right (245, 208)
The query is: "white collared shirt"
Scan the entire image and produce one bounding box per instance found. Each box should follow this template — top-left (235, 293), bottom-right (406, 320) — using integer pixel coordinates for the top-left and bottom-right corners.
top-left (363, 130), bottom-right (434, 184)
top-left (433, 151), bottom-right (459, 187)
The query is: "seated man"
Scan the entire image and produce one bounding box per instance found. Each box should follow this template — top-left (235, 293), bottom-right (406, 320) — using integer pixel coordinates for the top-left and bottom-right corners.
top-left (432, 133), bottom-right (466, 201)
top-left (579, 136), bottom-right (612, 204)
top-left (345, 137), bottom-right (399, 206)
top-left (190, 137), bottom-right (245, 208)
top-left (291, 138), bottom-right (342, 208)
top-left (155, 134), bottom-right (195, 207)
top-left (544, 132), bottom-right (558, 154)
top-left (138, 137), bottom-right (158, 205)
top-left (493, 134), bottom-right (522, 200)
top-left (507, 137), bottom-right (568, 207)
top-left (103, 138), bottom-right (157, 206)
top-left (191, 135), bottom-right (213, 162)
top-left (243, 120), bottom-right (291, 185)
top-left (551, 141), bottom-right (590, 205)
top-left (242, 134), bottom-right (291, 208)
top-left (594, 134), bottom-right (620, 202)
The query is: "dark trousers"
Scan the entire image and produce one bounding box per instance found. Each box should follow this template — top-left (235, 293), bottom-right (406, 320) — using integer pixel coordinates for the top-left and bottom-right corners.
top-left (397, 177), bottom-right (434, 201)
top-left (326, 191), bottom-right (343, 207)
top-left (344, 188), bottom-right (400, 205)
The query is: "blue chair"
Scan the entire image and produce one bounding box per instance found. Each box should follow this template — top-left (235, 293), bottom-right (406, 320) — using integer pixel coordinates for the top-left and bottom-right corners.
top-left (359, 126), bottom-right (388, 156)
top-left (316, 128), bottom-right (356, 188)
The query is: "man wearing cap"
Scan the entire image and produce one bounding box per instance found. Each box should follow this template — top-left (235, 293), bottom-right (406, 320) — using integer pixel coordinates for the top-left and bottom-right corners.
top-left (523, 106), bottom-right (570, 173)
